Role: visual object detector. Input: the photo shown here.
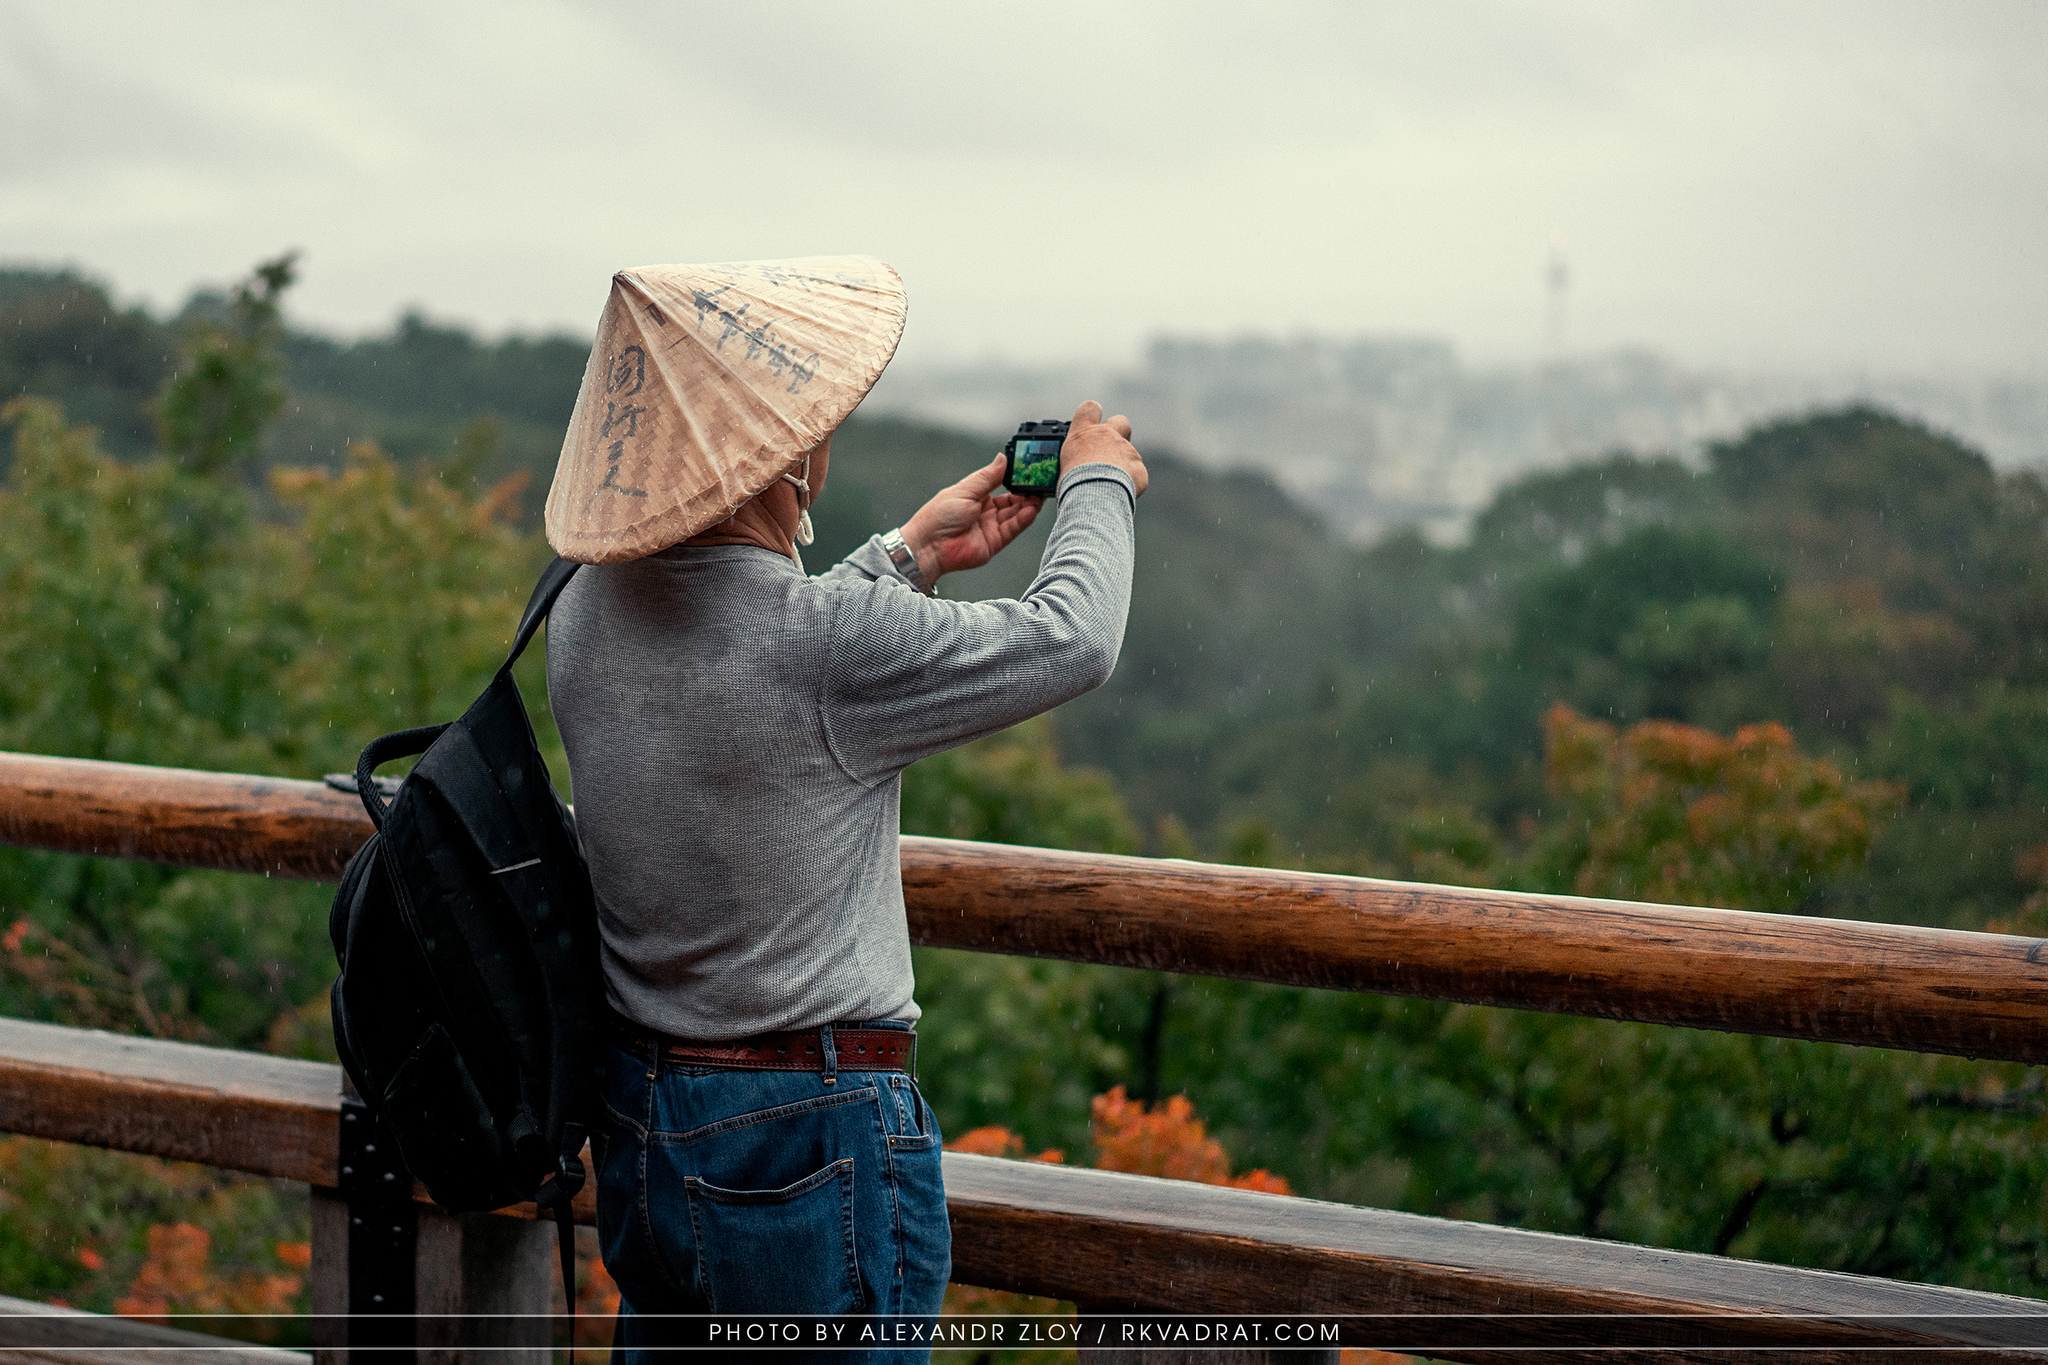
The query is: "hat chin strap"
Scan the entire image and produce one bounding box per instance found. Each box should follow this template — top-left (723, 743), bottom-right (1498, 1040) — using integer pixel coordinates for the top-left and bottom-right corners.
top-left (780, 454), bottom-right (815, 549)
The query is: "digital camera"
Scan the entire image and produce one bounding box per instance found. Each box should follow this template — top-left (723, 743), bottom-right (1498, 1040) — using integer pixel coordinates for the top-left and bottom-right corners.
top-left (1002, 419), bottom-right (1068, 496)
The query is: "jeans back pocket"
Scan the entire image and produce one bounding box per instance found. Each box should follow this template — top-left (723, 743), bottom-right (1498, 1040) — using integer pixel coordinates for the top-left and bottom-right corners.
top-left (685, 1157), bottom-right (864, 1314)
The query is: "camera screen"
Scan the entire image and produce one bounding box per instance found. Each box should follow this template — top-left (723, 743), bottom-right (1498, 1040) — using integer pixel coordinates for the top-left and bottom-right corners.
top-left (1011, 439), bottom-right (1062, 489)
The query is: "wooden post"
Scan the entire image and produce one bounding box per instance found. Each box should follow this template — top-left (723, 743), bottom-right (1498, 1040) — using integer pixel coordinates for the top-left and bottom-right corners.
top-left (416, 1207), bottom-right (555, 1365)
top-left (312, 1191), bottom-right (554, 1365)
top-left (309, 1187), bottom-right (347, 1365)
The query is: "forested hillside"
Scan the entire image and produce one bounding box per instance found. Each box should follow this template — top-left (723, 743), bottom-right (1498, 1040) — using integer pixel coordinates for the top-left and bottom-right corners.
top-left (21, 262), bottom-right (2037, 929)
top-left (6, 258), bottom-right (2048, 1314)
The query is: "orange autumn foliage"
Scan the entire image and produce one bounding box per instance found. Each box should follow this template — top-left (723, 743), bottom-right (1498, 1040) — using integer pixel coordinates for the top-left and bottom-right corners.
top-left (1090, 1087), bottom-right (1291, 1194)
top-left (942, 1090), bottom-right (1289, 1194)
top-left (938, 1089), bottom-right (1292, 1331)
top-left (1541, 703), bottom-right (1900, 912)
top-left (946, 1125), bottom-right (1065, 1163)
top-left (114, 1223), bottom-right (301, 1321)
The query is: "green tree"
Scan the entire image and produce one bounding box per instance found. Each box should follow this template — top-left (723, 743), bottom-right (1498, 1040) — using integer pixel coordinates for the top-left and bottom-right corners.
top-left (0, 269), bottom-right (173, 460)
top-left (1139, 710), bottom-right (2047, 1294)
top-left (154, 254), bottom-right (295, 478)
top-left (0, 258), bottom-right (554, 1052)
top-left (1510, 523), bottom-right (1781, 728)
top-left (0, 259), bottom-right (562, 1317)
top-left (1529, 703), bottom-right (1898, 911)
top-left (1710, 405), bottom-right (2000, 610)
top-left (266, 443), bottom-right (553, 779)
top-left (1462, 451), bottom-right (1715, 604)
top-left (902, 717), bottom-right (1136, 854)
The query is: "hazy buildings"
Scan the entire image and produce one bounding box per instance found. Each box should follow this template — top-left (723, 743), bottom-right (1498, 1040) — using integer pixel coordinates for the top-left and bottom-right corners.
top-left (866, 339), bottom-right (2048, 543)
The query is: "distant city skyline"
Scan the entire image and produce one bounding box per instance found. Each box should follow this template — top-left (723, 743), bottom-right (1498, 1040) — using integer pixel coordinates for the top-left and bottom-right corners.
top-left (3, 1), bottom-right (2044, 377)
top-left (864, 339), bottom-right (2048, 544)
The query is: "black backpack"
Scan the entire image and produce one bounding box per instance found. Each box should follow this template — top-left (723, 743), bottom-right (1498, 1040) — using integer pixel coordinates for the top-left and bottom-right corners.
top-left (328, 556), bottom-right (598, 1305)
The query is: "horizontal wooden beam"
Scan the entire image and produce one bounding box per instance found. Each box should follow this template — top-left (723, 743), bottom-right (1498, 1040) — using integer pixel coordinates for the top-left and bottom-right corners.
top-left (0, 751), bottom-right (368, 881)
top-left (949, 1154), bottom-right (2048, 1359)
top-left (900, 839), bottom-right (2048, 1064)
top-left (4, 751), bottom-right (2044, 1062)
top-left (0, 1017), bottom-right (343, 1185)
top-left (0, 1017), bottom-right (583, 1220)
top-left (0, 1019), bottom-right (2040, 1361)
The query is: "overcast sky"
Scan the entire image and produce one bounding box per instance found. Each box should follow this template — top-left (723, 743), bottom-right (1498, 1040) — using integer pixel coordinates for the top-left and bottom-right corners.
top-left (3, 0), bottom-right (2043, 373)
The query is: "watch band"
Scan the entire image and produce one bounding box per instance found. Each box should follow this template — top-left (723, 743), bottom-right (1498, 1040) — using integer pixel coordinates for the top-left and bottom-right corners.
top-left (880, 528), bottom-right (933, 594)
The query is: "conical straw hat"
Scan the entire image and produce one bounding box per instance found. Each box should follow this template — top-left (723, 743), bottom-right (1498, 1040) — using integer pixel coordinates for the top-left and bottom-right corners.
top-left (545, 255), bottom-right (907, 564)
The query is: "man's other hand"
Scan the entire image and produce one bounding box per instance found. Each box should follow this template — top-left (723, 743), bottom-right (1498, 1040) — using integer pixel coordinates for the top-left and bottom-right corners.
top-left (901, 455), bottom-right (1043, 584)
top-left (1061, 400), bottom-right (1148, 497)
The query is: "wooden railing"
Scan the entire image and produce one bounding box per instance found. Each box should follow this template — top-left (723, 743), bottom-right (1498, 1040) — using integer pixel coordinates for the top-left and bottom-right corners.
top-left (2, 750), bottom-right (2047, 1362)
top-left (6, 749), bottom-right (2042, 1060)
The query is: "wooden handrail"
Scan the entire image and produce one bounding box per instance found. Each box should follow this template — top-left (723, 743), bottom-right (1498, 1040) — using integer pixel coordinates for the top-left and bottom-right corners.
top-left (0, 752), bottom-right (369, 880)
top-left (2, 750), bottom-right (2044, 1063)
top-left (1, 1017), bottom-right (2042, 1359)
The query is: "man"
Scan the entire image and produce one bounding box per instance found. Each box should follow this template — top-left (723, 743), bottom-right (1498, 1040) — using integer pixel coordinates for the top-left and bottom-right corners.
top-left (542, 257), bottom-right (1145, 1358)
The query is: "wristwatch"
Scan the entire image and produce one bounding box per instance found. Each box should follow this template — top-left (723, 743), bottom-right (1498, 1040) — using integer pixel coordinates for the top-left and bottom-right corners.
top-left (880, 528), bottom-right (933, 595)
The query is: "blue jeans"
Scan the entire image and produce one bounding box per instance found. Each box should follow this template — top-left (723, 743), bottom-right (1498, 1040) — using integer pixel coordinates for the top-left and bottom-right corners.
top-left (595, 1026), bottom-right (950, 1363)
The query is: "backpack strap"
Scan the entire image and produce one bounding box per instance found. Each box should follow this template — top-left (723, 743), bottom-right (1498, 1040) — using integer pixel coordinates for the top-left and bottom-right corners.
top-left (552, 1196), bottom-right (577, 1335)
top-left (351, 559), bottom-right (579, 830)
top-left (495, 556), bottom-right (580, 685)
top-left (353, 723), bottom-right (451, 829)
top-left (536, 1131), bottom-right (586, 1337)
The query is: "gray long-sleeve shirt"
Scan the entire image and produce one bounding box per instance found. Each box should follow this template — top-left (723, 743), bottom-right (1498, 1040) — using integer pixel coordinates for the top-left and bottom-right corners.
top-left (546, 463), bottom-right (1137, 1040)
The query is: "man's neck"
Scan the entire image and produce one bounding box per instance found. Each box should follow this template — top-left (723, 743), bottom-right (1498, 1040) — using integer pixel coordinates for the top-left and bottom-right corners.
top-left (684, 482), bottom-right (802, 559)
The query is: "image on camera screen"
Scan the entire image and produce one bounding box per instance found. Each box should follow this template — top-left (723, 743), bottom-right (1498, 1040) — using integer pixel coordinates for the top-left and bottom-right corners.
top-left (1012, 439), bottom-right (1062, 490)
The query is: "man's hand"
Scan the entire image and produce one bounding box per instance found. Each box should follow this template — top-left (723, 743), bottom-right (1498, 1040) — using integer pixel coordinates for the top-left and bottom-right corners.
top-left (1061, 399), bottom-right (1147, 497)
top-left (901, 455), bottom-right (1042, 584)
top-left (897, 400), bottom-right (1145, 588)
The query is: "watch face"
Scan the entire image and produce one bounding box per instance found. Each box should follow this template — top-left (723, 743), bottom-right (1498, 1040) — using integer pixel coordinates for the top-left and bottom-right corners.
top-left (885, 532), bottom-right (921, 581)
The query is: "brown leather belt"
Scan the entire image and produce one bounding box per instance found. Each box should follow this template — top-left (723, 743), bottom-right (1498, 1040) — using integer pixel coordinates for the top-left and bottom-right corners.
top-left (618, 1024), bottom-right (914, 1073)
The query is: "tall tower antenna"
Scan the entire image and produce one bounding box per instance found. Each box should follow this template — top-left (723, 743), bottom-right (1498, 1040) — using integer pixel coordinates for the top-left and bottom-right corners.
top-left (1545, 231), bottom-right (1570, 359)
top-left (1543, 232), bottom-right (1572, 463)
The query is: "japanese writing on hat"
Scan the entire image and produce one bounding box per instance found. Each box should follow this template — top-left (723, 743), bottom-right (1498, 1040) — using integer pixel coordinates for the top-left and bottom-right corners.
top-left (545, 255), bottom-right (907, 564)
